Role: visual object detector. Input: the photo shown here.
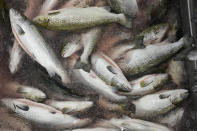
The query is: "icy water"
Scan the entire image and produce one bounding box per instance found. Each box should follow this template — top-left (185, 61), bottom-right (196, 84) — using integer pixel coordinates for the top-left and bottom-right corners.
top-left (0, 0), bottom-right (196, 131)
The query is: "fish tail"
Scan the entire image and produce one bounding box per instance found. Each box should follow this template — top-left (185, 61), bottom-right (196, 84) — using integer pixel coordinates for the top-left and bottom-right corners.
top-left (132, 36), bottom-right (146, 49)
top-left (74, 118), bottom-right (92, 128)
top-left (118, 14), bottom-right (132, 29)
top-left (73, 60), bottom-right (91, 73)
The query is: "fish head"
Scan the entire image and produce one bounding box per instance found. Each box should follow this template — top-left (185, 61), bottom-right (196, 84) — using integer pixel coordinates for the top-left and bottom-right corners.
top-left (16, 86), bottom-right (47, 102)
top-left (33, 15), bottom-right (49, 28)
top-left (111, 76), bottom-right (132, 92)
top-left (9, 9), bottom-right (27, 35)
top-left (0, 98), bottom-right (30, 113)
top-left (105, 64), bottom-right (132, 92)
top-left (159, 89), bottom-right (189, 105)
top-left (150, 74), bottom-right (168, 89)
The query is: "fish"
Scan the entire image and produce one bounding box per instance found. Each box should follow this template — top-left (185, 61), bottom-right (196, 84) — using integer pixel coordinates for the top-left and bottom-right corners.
top-left (45, 99), bottom-right (93, 114)
top-left (9, 9), bottom-right (71, 85)
top-left (9, 40), bottom-right (24, 73)
top-left (7, 82), bottom-right (46, 102)
top-left (135, 24), bottom-right (169, 45)
top-left (117, 38), bottom-right (185, 76)
top-left (72, 69), bottom-right (127, 102)
top-left (157, 107), bottom-right (184, 127)
top-left (91, 52), bottom-right (132, 92)
top-left (119, 74), bottom-right (168, 97)
top-left (167, 60), bottom-right (186, 86)
top-left (61, 34), bottom-right (82, 58)
top-left (131, 89), bottom-right (188, 119)
top-left (33, 7), bottom-right (132, 31)
top-left (9, 0), bottom-right (44, 74)
top-left (97, 117), bottom-right (173, 131)
top-left (39, 0), bottom-right (59, 15)
top-left (107, 0), bottom-right (138, 17)
top-left (74, 27), bottom-right (102, 72)
top-left (0, 98), bottom-right (91, 129)
top-left (107, 36), bottom-right (145, 61)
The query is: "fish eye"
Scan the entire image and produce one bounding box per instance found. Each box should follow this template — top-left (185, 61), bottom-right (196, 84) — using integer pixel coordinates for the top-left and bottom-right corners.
top-left (50, 111), bottom-right (57, 114)
top-left (13, 104), bottom-right (16, 110)
top-left (159, 94), bottom-right (170, 99)
top-left (15, 104), bottom-right (29, 111)
top-left (107, 65), bottom-right (117, 74)
top-left (16, 24), bottom-right (25, 35)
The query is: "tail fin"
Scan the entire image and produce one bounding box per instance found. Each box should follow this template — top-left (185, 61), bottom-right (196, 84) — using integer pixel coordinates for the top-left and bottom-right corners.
top-left (119, 14), bottom-right (132, 29)
top-left (74, 118), bottom-right (92, 128)
top-left (73, 60), bottom-right (91, 72)
top-left (131, 36), bottom-right (146, 49)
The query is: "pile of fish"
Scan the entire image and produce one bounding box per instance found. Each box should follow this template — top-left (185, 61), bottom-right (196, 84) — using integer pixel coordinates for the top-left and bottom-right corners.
top-left (0, 0), bottom-right (189, 130)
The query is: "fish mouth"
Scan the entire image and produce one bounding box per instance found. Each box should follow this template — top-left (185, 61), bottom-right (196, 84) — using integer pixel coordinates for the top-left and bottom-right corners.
top-left (170, 90), bottom-right (189, 105)
top-left (9, 8), bottom-right (24, 23)
top-left (119, 83), bottom-right (132, 92)
top-left (112, 77), bottom-right (132, 92)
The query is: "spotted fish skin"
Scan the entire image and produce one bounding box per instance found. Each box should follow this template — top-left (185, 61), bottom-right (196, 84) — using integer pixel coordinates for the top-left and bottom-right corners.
top-left (135, 24), bottom-right (169, 45)
top-left (117, 38), bottom-right (184, 76)
top-left (9, 9), bottom-right (70, 85)
top-left (33, 7), bottom-right (132, 31)
top-left (0, 98), bottom-right (91, 130)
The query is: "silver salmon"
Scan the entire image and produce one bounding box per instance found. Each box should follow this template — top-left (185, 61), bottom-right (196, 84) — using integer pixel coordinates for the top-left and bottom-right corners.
top-left (119, 74), bottom-right (168, 97)
top-left (91, 52), bottom-right (132, 92)
top-left (0, 98), bottom-right (91, 129)
top-left (9, 9), bottom-right (71, 85)
top-left (72, 69), bottom-right (127, 102)
top-left (131, 89), bottom-right (188, 119)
